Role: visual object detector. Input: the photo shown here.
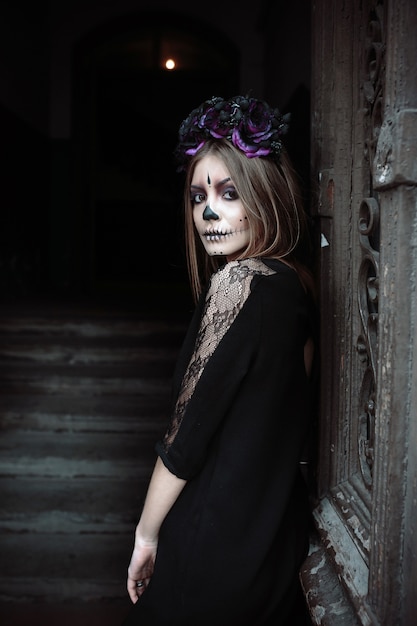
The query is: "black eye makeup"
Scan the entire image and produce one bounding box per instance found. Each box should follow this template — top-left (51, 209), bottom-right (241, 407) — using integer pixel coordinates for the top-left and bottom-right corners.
top-left (223, 186), bottom-right (239, 201)
top-left (190, 177), bottom-right (238, 207)
top-left (190, 191), bottom-right (206, 205)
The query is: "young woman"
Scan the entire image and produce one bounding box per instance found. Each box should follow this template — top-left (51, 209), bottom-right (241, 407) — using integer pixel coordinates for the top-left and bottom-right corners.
top-left (123, 95), bottom-right (316, 626)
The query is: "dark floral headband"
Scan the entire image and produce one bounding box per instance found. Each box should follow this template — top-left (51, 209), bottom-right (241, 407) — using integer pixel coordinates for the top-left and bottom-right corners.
top-left (174, 95), bottom-right (290, 171)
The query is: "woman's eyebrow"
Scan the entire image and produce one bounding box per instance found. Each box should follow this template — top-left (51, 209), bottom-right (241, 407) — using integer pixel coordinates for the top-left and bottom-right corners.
top-left (190, 177), bottom-right (231, 190)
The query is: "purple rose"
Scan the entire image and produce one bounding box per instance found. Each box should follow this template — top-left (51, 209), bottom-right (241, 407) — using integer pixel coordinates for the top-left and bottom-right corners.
top-left (231, 128), bottom-right (272, 158)
top-left (244, 99), bottom-right (275, 140)
top-left (206, 100), bottom-right (235, 139)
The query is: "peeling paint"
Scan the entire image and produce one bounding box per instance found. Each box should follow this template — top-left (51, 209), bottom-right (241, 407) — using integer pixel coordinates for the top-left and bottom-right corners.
top-left (347, 515), bottom-right (370, 551)
top-left (329, 598), bottom-right (349, 615)
top-left (311, 605), bottom-right (326, 620)
top-left (310, 554), bottom-right (327, 576)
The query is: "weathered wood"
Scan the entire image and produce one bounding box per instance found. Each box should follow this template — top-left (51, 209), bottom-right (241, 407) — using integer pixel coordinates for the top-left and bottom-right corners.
top-left (305, 0), bottom-right (417, 623)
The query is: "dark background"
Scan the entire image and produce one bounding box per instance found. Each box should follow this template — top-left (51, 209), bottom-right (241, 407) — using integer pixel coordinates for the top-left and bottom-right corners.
top-left (0, 0), bottom-right (312, 308)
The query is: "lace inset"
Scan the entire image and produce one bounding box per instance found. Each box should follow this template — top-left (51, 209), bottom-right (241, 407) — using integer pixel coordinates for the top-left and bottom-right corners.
top-left (162, 259), bottom-right (276, 451)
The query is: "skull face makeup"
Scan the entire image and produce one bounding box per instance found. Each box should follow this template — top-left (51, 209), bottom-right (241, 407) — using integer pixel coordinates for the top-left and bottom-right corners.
top-left (202, 205), bottom-right (219, 221)
top-left (190, 155), bottom-right (250, 260)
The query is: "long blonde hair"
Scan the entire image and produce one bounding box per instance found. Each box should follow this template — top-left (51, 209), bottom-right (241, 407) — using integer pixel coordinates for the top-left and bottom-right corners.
top-left (183, 139), bottom-right (313, 301)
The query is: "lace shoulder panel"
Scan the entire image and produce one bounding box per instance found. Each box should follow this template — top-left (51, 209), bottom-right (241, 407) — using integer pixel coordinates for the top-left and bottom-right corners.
top-left (162, 259), bottom-right (275, 451)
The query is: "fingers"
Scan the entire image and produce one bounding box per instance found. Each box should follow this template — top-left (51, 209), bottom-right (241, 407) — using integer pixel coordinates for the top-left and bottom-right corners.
top-left (135, 578), bottom-right (149, 597)
top-left (127, 576), bottom-right (150, 603)
top-left (127, 577), bottom-right (139, 604)
top-left (126, 542), bottom-right (156, 603)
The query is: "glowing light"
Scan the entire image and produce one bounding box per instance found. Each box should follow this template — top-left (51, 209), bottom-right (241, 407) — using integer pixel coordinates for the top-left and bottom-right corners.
top-left (165, 58), bottom-right (176, 70)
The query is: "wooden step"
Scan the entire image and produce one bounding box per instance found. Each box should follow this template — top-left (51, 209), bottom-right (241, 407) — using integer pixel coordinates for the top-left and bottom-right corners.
top-left (0, 336), bottom-right (180, 363)
top-left (0, 532), bottom-right (135, 601)
top-left (0, 475), bottom-right (150, 533)
top-left (0, 315), bottom-right (188, 338)
top-left (0, 367), bottom-right (172, 396)
top-left (0, 428), bottom-right (162, 476)
top-left (0, 393), bottom-right (170, 432)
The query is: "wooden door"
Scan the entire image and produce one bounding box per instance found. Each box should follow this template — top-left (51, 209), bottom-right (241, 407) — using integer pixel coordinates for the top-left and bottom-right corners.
top-left (302, 1), bottom-right (417, 623)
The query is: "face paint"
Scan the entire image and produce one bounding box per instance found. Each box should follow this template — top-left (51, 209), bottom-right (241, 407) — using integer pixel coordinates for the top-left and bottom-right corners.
top-left (202, 205), bottom-right (219, 221)
top-left (191, 155), bottom-right (250, 260)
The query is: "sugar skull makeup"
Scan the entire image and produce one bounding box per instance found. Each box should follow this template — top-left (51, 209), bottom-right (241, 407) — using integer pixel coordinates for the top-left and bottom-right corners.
top-left (190, 155), bottom-right (250, 260)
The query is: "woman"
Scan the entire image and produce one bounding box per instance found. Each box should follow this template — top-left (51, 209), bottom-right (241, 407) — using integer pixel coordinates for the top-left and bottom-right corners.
top-left (123, 95), bottom-right (316, 625)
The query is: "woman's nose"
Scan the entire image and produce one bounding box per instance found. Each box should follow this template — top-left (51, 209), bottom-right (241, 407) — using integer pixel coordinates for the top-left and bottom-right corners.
top-left (203, 205), bottom-right (219, 221)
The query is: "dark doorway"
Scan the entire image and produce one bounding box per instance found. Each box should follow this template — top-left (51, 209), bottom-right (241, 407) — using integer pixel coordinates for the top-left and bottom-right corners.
top-left (70, 13), bottom-right (239, 299)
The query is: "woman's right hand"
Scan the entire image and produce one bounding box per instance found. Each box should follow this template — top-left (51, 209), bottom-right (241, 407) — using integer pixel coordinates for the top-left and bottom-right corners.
top-left (126, 457), bottom-right (187, 603)
top-left (126, 536), bottom-right (158, 603)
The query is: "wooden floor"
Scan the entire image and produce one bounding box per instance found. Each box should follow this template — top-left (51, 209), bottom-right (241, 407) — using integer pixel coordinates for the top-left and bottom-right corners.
top-left (0, 293), bottom-right (189, 626)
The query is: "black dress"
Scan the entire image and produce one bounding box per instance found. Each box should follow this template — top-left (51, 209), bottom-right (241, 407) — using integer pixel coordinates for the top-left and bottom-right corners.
top-left (123, 258), bottom-right (315, 626)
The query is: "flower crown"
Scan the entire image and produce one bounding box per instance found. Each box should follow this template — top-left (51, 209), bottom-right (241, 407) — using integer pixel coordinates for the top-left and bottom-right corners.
top-left (174, 95), bottom-right (290, 171)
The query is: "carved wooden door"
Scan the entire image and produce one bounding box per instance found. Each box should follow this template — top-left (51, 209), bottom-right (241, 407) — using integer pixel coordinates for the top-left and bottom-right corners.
top-left (302, 1), bottom-right (417, 624)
